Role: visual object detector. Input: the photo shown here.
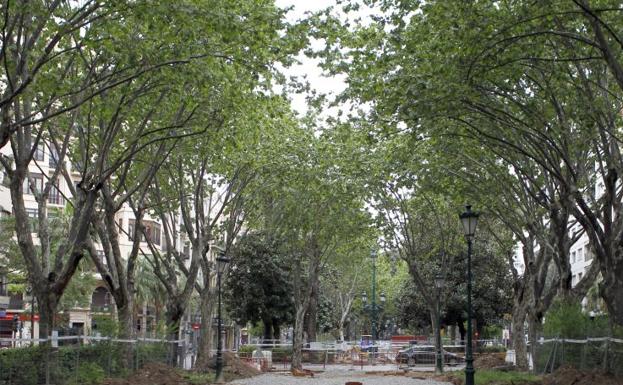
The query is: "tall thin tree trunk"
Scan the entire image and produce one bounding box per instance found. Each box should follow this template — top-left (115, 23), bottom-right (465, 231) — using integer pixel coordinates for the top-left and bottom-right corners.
top-left (291, 307), bottom-right (306, 370)
top-left (38, 292), bottom-right (58, 341)
top-left (166, 304), bottom-right (184, 366)
top-left (272, 319), bottom-right (281, 342)
top-left (527, 312), bottom-right (540, 373)
top-left (511, 306), bottom-right (529, 370)
top-left (305, 278), bottom-right (319, 342)
top-left (194, 289), bottom-right (214, 370)
top-left (263, 318), bottom-right (273, 341)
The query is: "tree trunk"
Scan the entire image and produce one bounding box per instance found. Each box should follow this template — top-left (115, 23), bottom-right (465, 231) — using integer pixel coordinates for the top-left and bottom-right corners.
top-left (449, 325), bottom-right (457, 344)
top-left (141, 303), bottom-right (147, 338)
top-left (511, 306), bottom-right (529, 370)
top-left (272, 318), bottom-right (281, 342)
top-left (194, 286), bottom-right (214, 370)
top-left (165, 304), bottom-right (184, 367)
top-left (291, 307), bottom-right (306, 370)
top-left (38, 291), bottom-right (59, 340)
top-left (430, 308), bottom-right (442, 374)
top-left (527, 312), bottom-right (540, 373)
top-left (117, 301), bottom-right (134, 339)
top-left (338, 322), bottom-right (345, 342)
top-left (458, 319), bottom-right (466, 344)
top-left (117, 302), bottom-right (135, 369)
top-left (304, 277), bottom-right (319, 342)
top-left (601, 269), bottom-right (623, 325)
top-left (263, 318), bottom-right (273, 341)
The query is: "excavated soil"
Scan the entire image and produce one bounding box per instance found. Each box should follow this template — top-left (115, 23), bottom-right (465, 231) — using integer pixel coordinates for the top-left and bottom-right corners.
top-left (543, 366), bottom-right (623, 385)
top-left (102, 353), bottom-right (261, 385)
top-left (102, 363), bottom-right (194, 385)
top-left (204, 351), bottom-right (262, 379)
top-left (473, 352), bottom-right (508, 369)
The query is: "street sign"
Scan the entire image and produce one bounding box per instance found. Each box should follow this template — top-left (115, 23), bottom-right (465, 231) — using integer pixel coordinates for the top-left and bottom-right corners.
top-left (0, 295), bottom-right (9, 308)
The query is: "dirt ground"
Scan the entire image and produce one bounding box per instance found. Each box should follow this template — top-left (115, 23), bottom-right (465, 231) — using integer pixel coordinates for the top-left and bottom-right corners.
top-left (102, 363), bottom-right (194, 385)
top-left (474, 352), bottom-right (510, 369)
top-left (102, 353), bottom-right (261, 385)
top-left (205, 351), bottom-right (262, 380)
top-left (542, 366), bottom-right (623, 385)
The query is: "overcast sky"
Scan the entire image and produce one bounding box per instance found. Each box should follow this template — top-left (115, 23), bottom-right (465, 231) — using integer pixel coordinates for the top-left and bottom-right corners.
top-left (274, 0), bottom-right (348, 117)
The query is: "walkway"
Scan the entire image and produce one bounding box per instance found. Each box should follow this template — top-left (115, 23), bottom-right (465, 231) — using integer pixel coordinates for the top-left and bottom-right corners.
top-left (230, 364), bottom-right (456, 385)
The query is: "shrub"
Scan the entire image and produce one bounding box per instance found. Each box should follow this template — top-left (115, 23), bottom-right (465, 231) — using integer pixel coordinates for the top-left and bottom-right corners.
top-left (71, 362), bottom-right (105, 385)
top-left (543, 300), bottom-right (589, 339)
top-left (238, 345), bottom-right (256, 354)
top-left (479, 345), bottom-right (506, 353)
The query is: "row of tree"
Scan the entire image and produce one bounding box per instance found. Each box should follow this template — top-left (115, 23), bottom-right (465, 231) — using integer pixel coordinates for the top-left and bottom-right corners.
top-left (307, 0), bottom-right (623, 369)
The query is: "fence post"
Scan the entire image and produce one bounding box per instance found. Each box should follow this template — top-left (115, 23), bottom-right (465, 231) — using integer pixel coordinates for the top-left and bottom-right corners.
top-left (581, 339), bottom-right (587, 371)
top-left (603, 337), bottom-right (610, 373)
top-left (75, 336), bottom-right (81, 385)
top-left (108, 336), bottom-right (113, 377)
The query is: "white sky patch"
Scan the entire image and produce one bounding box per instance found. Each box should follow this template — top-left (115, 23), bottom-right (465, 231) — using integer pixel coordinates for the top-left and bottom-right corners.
top-left (274, 0), bottom-right (377, 119)
top-left (275, 0), bottom-right (345, 117)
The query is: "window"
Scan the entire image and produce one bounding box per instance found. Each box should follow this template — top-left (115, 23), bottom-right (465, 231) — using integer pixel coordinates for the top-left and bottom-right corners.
top-left (577, 248), bottom-right (583, 263)
top-left (128, 220), bottom-right (161, 245)
top-left (585, 245), bottom-right (592, 261)
top-left (117, 218), bottom-right (123, 232)
top-left (48, 183), bottom-right (64, 205)
top-left (571, 251), bottom-right (576, 264)
top-left (128, 219), bottom-right (136, 241)
top-left (26, 208), bottom-right (37, 232)
top-left (24, 173), bottom-right (43, 194)
top-left (34, 143), bottom-right (45, 162)
top-left (144, 221), bottom-right (161, 245)
top-left (1, 170), bottom-right (9, 187)
top-left (49, 147), bottom-right (59, 168)
top-left (0, 273), bottom-right (6, 295)
top-left (579, 272), bottom-right (583, 281)
top-left (96, 250), bottom-right (106, 267)
top-left (183, 242), bottom-right (190, 260)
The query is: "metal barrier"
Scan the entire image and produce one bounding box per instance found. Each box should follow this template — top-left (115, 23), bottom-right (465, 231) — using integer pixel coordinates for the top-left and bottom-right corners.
top-left (0, 336), bottom-right (190, 385)
top-left (535, 337), bottom-right (623, 377)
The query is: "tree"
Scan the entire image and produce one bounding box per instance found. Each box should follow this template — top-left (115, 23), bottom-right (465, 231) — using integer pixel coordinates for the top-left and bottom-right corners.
top-left (225, 231), bottom-right (293, 341)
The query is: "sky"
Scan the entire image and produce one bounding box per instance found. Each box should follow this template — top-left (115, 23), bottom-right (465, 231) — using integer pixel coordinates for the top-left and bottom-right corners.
top-left (274, 0), bottom-right (348, 117)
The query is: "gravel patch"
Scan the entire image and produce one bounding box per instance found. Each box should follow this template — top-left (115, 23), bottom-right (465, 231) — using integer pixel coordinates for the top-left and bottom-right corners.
top-left (229, 368), bottom-right (454, 385)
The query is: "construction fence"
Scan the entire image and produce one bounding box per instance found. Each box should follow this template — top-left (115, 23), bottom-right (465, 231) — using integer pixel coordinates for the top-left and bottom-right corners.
top-left (534, 337), bottom-right (623, 377)
top-left (0, 336), bottom-right (187, 385)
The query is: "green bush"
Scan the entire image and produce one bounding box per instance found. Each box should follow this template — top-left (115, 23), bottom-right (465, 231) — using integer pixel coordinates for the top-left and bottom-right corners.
top-left (0, 345), bottom-right (46, 385)
top-left (479, 345), bottom-right (506, 353)
top-left (238, 344), bottom-right (256, 354)
top-left (71, 362), bottom-right (105, 385)
top-left (544, 300), bottom-right (589, 338)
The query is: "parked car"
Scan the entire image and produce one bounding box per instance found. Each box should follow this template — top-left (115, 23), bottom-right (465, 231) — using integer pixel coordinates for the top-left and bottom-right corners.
top-left (395, 345), bottom-right (461, 366)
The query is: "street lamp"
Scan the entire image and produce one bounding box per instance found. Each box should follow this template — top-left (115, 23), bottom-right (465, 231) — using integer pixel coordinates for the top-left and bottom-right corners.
top-left (434, 273), bottom-right (445, 374)
top-left (214, 251), bottom-right (230, 384)
top-left (361, 250), bottom-right (385, 343)
top-left (459, 205), bottom-right (479, 385)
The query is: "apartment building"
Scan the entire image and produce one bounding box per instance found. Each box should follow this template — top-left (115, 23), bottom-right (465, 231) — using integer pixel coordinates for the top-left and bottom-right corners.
top-left (0, 141), bottom-right (194, 341)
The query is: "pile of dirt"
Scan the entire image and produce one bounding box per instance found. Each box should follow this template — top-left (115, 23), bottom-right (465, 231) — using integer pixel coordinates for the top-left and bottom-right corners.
top-left (102, 363), bottom-right (192, 385)
top-left (543, 366), bottom-right (623, 385)
top-left (473, 352), bottom-right (508, 369)
top-left (205, 351), bottom-right (262, 378)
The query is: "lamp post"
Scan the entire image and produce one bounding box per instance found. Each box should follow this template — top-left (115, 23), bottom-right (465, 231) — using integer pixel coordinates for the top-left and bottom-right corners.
top-left (360, 249), bottom-right (387, 343)
top-left (459, 205), bottom-right (479, 385)
top-left (434, 273), bottom-right (445, 374)
top-left (214, 251), bottom-right (230, 384)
